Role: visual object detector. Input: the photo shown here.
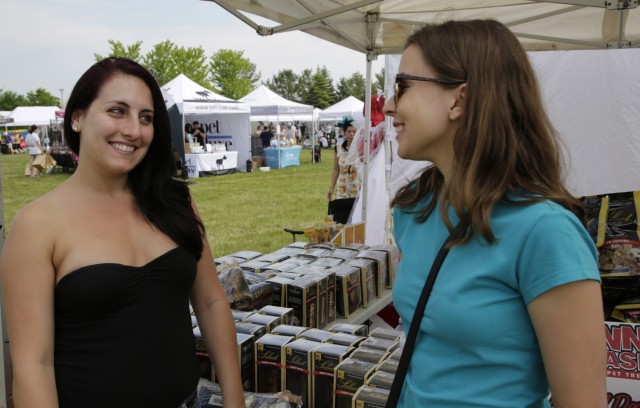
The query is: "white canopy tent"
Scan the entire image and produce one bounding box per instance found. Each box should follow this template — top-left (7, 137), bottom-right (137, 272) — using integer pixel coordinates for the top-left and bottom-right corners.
top-left (240, 84), bottom-right (317, 162)
top-left (239, 84), bottom-right (315, 123)
top-left (207, 0), bottom-right (640, 244)
top-left (318, 95), bottom-right (364, 122)
top-left (9, 106), bottom-right (59, 127)
top-left (162, 74), bottom-right (252, 172)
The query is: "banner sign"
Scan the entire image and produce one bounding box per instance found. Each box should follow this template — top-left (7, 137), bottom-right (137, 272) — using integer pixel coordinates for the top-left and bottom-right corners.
top-left (606, 321), bottom-right (640, 406)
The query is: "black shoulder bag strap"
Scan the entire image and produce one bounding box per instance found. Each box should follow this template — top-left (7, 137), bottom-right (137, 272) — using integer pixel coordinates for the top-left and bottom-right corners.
top-left (386, 222), bottom-right (463, 408)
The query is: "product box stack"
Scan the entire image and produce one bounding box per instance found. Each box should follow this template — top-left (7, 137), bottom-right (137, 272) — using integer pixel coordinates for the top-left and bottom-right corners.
top-left (581, 191), bottom-right (640, 402)
top-left (193, 311), bottom-right (405, 407)
top-left (215, 241), bottom-right (400, 331)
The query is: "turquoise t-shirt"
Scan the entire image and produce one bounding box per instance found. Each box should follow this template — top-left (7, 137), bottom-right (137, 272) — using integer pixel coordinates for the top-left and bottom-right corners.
top-left (392, 197), bottom-right (600, 407)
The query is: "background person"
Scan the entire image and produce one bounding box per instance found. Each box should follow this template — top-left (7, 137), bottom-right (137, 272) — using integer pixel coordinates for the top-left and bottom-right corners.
top-left (184, 122), bottom-right (193, 144)
top-left (384, 20), bottom-right (606, 407)
top-left (327, 116), bottom-right (360, 224)
top-left (25, 125), bottom-right (43, 177)
top-left (191, 120), bottom-right (206, 146)
top-left (0, 57), bottom-right (245, 408)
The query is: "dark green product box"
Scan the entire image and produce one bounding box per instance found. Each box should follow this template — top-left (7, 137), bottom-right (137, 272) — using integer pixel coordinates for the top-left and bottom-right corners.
top-left (367, 244), bottom-right (400, 288)
top-left (263, 261), bottom-right (299, 273)
top-left (313, 343), bottom-right (354, 408)
top-left (366, 370), bottom-right (394, 390)
top-left (259, 305), bottom-right (294, 326)
top-left (327, 332), bottom-right (366, 348)
top-left (334, 358), bottom-right (377, 408)
top-left (330, 246), bottom-right (361, 260)
top-left (311, 256), bottom-right (344, 268)
top-left (265, 276), bottom-right (293, 307)
top-left (356, 250), bottom-right (388, 297)
top-left (352, 385), bottom-right (390, 408)
top-left (306, 273), bottom-right (329, 329)
top-left (244, 313), bottom-right (281, 333)
top-left (290, 264), bottom-right (328, 276)
top-left (360, 337), bottom-right (399, 354)
top-left (284, 339), bottom-right (322, 408)
top-left (287, 277), bottom-right (319, 328)
top-left (228, 250), bottom-right (262, 261)
top-left (253, 252), bottom-right (291, 264)
top-left (300, 328), bottom-right (335, 343)
top-left (289, 254), bottom-right (317, 265)
top-left (271, 324), bottom-right (308, 339)
top-left (349, 347), bottom-right (389, 365)
top-left (368, 327), bottom-right (402, 342)
top-left (193, 327), bottom-right (213, 380)
top-left (330, 265), bottom-right (362, 318)
top-left (377, 358), bottom-right (399, 375)
top-left (329, 323), bottom-right (369, 337)
top-left (235, 322), bottom-right (267, 341)
top-left (312, 268), bottom-right (337, 326)
top-left (230, 310), bottom-right (254, 322)
top-left (212, 332), bottom-right (255, 392)
top-left (239, 259), bottom-right (272, 274)
top-left (344, 258), bottom-right (377, 307)
top-left (255, 334), bottom-right (294, 394)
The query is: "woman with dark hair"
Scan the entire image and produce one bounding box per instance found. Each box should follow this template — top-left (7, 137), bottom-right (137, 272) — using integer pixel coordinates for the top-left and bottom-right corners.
top-left (0, 57), bottom-right (245, 408)
top-left (184, 122), bottom-right (194, 144)
top-left (384, 20), bottom-right (605, 407)
top-left (327, 116), bottom-right (361, 224)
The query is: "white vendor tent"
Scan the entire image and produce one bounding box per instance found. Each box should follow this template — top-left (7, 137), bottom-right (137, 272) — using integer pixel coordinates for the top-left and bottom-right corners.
top-left (9, 106), bottom-right (59, 127)
top-left (239, 84), bottom-right (315, 123)
top-left (162, 74), bottom-right (251, 172)
top-left (318, 95), bottom-right (364, 122)
top-left (208, 0), bottom-right (640, 245)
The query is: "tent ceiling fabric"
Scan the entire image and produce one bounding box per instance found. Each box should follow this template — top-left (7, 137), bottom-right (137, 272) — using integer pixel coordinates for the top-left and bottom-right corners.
top-left (208, 0), bottom-right (640, 52)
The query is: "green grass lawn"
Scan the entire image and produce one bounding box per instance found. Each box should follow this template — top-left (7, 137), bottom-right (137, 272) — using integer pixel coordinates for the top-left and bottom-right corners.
top-left (0, 149), bottom-right (334, 257)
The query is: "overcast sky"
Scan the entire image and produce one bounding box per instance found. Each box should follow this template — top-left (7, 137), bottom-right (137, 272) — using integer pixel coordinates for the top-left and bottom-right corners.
top-left (2, 0), bottom-right (384, 102)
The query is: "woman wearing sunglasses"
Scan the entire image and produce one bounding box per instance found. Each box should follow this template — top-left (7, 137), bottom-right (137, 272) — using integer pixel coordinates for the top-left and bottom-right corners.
top-left (384, 20), bottom-right (606, 407)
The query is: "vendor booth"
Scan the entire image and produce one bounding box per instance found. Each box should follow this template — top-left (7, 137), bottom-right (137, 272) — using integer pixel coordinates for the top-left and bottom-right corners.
top-left (162, 74), bottom-right (251, 176)
top-left (240, 85), bottom-right (315, 168)
top-left (318, 95), bottom-right (364, 123)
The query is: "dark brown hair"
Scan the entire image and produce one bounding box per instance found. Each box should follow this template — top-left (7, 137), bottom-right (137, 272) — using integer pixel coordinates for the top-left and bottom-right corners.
top-left (64, 57), bottom-right (205, 259)
top-left (391, 19), bottom-right (584, 245)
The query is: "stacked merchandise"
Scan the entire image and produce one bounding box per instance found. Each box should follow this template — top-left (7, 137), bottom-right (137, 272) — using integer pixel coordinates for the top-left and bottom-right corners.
top-left (215, 241), bottom-right (400, 330)
top-left (581, 191), bottom-right (640, 321)
top-left (193, 317), bottom-right (404, 407)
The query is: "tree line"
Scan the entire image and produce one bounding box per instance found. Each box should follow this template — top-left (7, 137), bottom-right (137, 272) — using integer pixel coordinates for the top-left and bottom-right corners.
top-left (0, 39), bottom-right (385, 111)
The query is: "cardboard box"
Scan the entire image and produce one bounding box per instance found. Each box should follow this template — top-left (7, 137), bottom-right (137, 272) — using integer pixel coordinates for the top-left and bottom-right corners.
top-left (306, 273), bottom-right (329, 329)
top-left (377, 358), bottom-right (399, 375)
top-left (369, 327), bottom-right (402, 342)
top-left (312, 268), bottom-right (337, 326)
top-left (253, 253), bottom-right (291, 264)
top-left (353, 385), bottom-right (390, 408)
top-left (255, 334), bottom-right (294, 394)
top-left (360, 337), bottom-right (399, 354)
top-left (287, 277), bottom-right (319, 328)
top-left (313, 343), bottom-right (354, 408)
top-left (367, 245), bottom-right (400, 288)
top-left (231, 310), bottom-right (255, 322)
top-left (356, 250), bottom-right (388, 297)
top-left (265, 276), bottom-right (293, 307)
top-left (327, 332), bottom-right (366, 348)
top-left (366, 370), bottom-right (395, 390)
top-left (251, 156), bottom-right (264, 170)
top-left (284, 339), bottom-right (322, 408)
top-left (330, 247), bottom-right (361, 260)
top-left (245, 313), bottom-right (281, 333)
top-left (344, 258), bottom-right (376, 307)
top-left (331, 265), bottom-right (362, 318)
top-left (235, 322), bottom-right (267, 340)
top-left (350, 347), bottom-right (389, 365)
top-left (334, 358), bottom-right (377, 408)
top-left (32, 153), bottom-right (56, 172)
top-left (329, 323), bottom-right (369, 337)
top-left (263, 261), bottom-right (299, 273)
top-left (271, 324), bottom-right (308, 339)
top-left (259, 305), bottom-right (294, 326)
top-left (299, 328), bottom-right (335, 343)
top-left (237, 333), bottom-right (256, 392)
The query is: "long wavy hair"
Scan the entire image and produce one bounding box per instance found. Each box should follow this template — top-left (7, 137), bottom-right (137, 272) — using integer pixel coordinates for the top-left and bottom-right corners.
top-left (64, 57), bottom-right (205, 259)
top-left (391, 20), bottom-right (584, 245)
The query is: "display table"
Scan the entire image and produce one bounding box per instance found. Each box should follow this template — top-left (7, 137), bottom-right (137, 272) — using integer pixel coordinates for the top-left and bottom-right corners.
top-left (263, 146), bottom-right (302, 169)
top-left (185, 152), bottom-right (238, 178)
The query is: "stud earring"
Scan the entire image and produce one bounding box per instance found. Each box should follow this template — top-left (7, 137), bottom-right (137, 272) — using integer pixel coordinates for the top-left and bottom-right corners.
top-left (72, 125), bottom-right (79, 132)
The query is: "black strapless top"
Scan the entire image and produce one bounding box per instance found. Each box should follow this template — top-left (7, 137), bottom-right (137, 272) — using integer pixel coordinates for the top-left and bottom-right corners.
top-left (54, 247), bottom-right (200, 408)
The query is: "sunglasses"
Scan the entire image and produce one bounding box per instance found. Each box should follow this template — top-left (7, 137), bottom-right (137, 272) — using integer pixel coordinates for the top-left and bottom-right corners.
top-left (394, 74), bottom-right (466, 104)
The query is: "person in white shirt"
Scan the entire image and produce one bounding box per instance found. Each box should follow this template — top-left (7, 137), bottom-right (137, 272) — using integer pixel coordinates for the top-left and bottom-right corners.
top-left (25, 125), bottom-right (43, 177)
